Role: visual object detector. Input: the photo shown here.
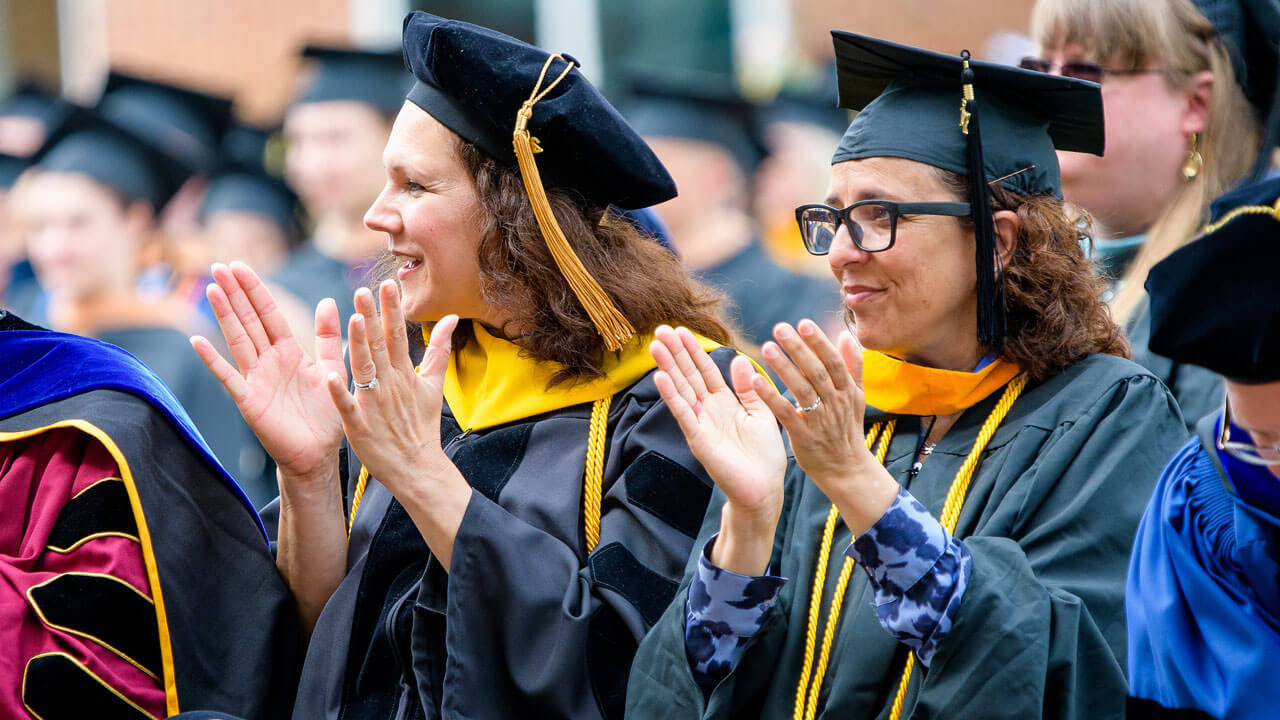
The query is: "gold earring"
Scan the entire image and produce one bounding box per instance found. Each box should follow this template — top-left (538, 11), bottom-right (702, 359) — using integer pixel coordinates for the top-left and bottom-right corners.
top-left (1183, 132), bottom-right (1203, 181)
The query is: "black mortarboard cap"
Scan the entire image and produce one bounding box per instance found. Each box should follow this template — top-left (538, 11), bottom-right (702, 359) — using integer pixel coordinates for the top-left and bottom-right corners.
top-left (619, 70), bottom-right (768, 172)
top-left (402, 10), bottom-right (676, 350)
top-left (1147, 177), bottom-right (1280, 383)
top-left (830, 31), bottom-right (1105, 349)
top-left (0, 153), bottom-right (28, 189)
top-left (31, 106), bottom-right (190, 211)
top-left (200, 160), bottom-right (302, 239)
top-left (401, 11), bottom-right (676, 211)
top-left (295, 45), bottom-right (412, 117)
top-left (97, 72), bottom-right (234, 175)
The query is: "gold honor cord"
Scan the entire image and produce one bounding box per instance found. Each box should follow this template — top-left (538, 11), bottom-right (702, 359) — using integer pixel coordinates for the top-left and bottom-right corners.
top-left (583, 396), bottom-right (611, 552)
top-left (513, 55), bottom-right (635, 352)
top-left (794, 421), bottom-right (895, 720)
top-left (346, 393), bottom-right (612, 560)
top-left (792, 374), bottom-right (1029, 720)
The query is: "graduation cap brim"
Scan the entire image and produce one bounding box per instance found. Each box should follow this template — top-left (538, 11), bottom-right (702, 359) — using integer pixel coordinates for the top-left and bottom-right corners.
top-left (295, 45), bottom-right (410, 115)
top-left (31, 107), bottom-right (191, 211)
top-left (831, 31), bottom-right (1105, 156)
top-left (99, 72), bottom-right (234, 174)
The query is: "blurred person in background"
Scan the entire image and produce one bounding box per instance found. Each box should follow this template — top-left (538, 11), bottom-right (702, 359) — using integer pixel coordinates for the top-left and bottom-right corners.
top-left (752, 82), bottom-right (849, 277)
top-left (19, 107), bottom-right (260, 501)
top-left (623, 73), bottom-right (841, 347)
top-left (0, 81), bottom-right (68, 158)
top-left (277, 46), bottom-right (410, 325)
top-left (97, 72), bottom-right (235, 322)
top-left (1127, 176), bottom-right (1280, 720)
top-left (1027, 0), bottom-right (1279, 428)
top-left (1, 153), bottom-right (40, 316)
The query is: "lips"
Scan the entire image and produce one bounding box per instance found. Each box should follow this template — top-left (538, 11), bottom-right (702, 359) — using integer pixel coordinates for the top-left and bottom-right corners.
top-left (843, 284), bottom-right (884, 306)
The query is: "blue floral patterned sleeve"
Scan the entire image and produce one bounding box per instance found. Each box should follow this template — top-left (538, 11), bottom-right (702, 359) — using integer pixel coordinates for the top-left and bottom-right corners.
top-left (846, 487), bottom-right (972, 666)
top-left (684, 536), bottom-right (787, 695)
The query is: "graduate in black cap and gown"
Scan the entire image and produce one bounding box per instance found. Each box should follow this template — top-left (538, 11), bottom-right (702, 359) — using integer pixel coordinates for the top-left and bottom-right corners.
top-left (97, 73), bottom-right (236, 317)
top-left (622, 75), bottom-right (842, 347)
top-left (1126, 177), bottom-right (1280, 720)
top-left (626, 32), bottom-right (1187, 719)
top-left (190, 11), bottom-right (743, 719)
top-left (275, 46), bottom-right (411, 326)
top-left (20, 108), bottom-right (257, 493)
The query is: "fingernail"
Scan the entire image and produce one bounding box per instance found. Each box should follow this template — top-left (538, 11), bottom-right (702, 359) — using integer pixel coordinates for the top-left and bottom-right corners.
top-left (776, 325), bottom-right (793, 339)
top-left (763, 344), bottom-right (779, 358)
top-left (798, 321), bottom-right (814, 336)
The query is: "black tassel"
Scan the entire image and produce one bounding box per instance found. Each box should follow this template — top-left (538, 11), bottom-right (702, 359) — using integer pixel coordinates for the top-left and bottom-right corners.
top-left (960, 55), bottom-right (1005, 350)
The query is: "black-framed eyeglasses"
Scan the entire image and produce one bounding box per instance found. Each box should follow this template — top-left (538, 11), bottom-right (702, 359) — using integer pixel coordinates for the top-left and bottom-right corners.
top-left (1018, 56), bottom-right (1164, 84)
top-left (1218, 398), bottom-right (1280, 466)
top-left (794, 200), bottom-right (971, 255)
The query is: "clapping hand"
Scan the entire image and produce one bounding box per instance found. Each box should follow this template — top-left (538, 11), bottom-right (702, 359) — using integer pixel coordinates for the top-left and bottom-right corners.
top-left (649, 325), bottom-right (786, 575)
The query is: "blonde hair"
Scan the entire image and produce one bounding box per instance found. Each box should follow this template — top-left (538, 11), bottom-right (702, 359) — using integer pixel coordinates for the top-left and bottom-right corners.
top-left (1031, 0), bottom-right (1261, 324)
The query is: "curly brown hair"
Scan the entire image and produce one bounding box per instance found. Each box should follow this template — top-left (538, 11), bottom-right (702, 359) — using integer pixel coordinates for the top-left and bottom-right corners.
top-left (379, 136), bottom-right (732, 386)
top-left (935, 168), bottom-right (1130, 380)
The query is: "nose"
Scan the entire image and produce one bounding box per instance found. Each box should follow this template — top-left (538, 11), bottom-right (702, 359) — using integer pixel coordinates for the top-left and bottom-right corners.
top-left (826, 221), bottom-right (871, 273)
top-left (363, 183), bottom-right (401, 235)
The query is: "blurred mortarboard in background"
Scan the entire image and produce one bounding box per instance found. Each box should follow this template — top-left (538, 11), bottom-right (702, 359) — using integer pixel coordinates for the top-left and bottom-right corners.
top-left (830, 31), bottom-right (1105, 348)
top-left (294, 45), bottom-right (412, 117)
top-left (0, 153), bottom-right (29, 189)
top-left (97, 72), bottom-right (234, 175)
top-left (757, 66), bottom-right (850, 136)
top-left (200, 160), bottom-right (303, 242)
top-left (31, 106), bottom-right (191, 211)
top-left (619, 69), bottom-right (768, 172)
top-left (1190, 0), bottom-right (1280, 183)
top-left (0, 80), bottom-right (71, 127)
top-left (219, 123), bottom-right (287, 177)
top-left (1147, 176), bottom-right (1280, 383)
top-left (401, 10), bottom-right (679, 350)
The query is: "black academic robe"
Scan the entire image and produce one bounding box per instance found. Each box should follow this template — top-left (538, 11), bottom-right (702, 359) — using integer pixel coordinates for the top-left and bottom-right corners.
top-left (267, 347), bottom-right (737, 720)
top-left (0, 312), bottom-right (298, 720)
top-left (626, 353), bottom-right (1187, 719)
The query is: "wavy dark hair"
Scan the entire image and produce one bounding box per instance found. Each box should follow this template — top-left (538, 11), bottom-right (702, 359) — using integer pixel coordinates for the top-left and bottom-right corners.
top-left (378, 135), bottom-right (731, 386)
top-left (935, 168), bottom-right (1130, 380)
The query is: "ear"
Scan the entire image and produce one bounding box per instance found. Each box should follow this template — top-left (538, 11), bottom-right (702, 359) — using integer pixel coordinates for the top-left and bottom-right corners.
top-left (1181, 70), bottom-right (1213, 136)
top-left (992, 209), bottom-right (1020, 270)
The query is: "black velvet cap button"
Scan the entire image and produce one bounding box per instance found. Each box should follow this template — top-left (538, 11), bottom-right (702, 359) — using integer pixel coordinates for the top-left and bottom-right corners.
top-left (295, 45), bottom-right (412, 117)
top-left (1147, 177), bottom-right (1280, 384)
top-left (98, 72), bottom-right (233, 175)
top-left (830, 31), bottom-right (1105, 197)
top-left (400, 11), bottom-right (676, 210)
top-left (31, 106), bottom-right (190, 211)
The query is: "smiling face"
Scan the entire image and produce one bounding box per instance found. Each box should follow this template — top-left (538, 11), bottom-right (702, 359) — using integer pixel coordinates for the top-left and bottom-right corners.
top-left (363, 102), bottom-right (497, 325)
top-left (825, 157), bottom-right (983, 369)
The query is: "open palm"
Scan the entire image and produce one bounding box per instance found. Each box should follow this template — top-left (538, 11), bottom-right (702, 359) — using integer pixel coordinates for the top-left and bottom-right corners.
top-left (649, 326), bottom-right (786, 515)
top-left (191, 262), bottom-right (347, 478)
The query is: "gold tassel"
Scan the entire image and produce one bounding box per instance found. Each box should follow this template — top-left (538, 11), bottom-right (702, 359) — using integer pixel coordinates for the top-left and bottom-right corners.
top-left (512, 55), bottom-right (636, 352)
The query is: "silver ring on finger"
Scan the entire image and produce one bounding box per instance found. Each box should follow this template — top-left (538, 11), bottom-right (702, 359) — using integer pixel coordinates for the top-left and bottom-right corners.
top-left (354, 377), bottom-right (379, 391)
top-left (796, 397), bottom-right (822, 413)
